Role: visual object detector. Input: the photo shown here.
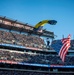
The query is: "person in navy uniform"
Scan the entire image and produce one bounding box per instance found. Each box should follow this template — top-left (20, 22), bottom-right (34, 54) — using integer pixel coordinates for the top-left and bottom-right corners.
top-left (46, 38), bottom-right (50, 48)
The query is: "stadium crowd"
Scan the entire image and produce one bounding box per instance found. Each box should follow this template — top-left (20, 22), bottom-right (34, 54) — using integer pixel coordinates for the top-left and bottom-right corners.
top-left (0, 30), bottom-right (45, 49)
top-left (0, 49), bottom-right (74, 65)
top-left (0, 17), bottom-right (74, 75)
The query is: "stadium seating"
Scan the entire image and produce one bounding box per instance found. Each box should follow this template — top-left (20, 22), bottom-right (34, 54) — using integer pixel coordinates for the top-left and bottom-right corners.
top-left (0, 30), bottom-right (45, 49)
top-left (0, 17), bottom-right (74, 75)
top-left (0, 49), bottom-right (74, 65)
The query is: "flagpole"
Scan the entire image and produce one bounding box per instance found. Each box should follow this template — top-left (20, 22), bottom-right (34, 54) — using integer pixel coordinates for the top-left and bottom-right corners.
top-left (62, 35), bottom-right (64, 39)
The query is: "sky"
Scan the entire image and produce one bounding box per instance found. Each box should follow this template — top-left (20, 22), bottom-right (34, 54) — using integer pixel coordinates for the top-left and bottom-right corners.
top-left (0, 0), bottom-right (74, 40)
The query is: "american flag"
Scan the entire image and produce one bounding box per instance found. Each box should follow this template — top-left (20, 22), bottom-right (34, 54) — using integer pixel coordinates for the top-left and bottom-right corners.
top-left (51, 34), bottom-right (71, 62)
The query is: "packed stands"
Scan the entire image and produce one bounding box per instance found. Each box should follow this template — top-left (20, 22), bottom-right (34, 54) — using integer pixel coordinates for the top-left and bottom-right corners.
top-left (51, 39), bottom-right (74, 50)
top-left (0, 16), bottom-right (54, 38)
top-left (0, 16), bottom-right (74, 75)
top-left (0, 48), bottom-right (74, 65)
top-left (0, 30), bottom-right (45, 49)
top-left (69, 40), bottom-right (74, 50)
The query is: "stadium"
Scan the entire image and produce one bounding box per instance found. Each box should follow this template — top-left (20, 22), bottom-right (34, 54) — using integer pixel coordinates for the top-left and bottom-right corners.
top-left (0, 16), bottom-right (74, 75)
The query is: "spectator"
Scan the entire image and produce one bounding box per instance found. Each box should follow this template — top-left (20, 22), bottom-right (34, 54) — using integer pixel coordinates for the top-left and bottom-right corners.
top-left (46, 38), bottom-right (50, 48)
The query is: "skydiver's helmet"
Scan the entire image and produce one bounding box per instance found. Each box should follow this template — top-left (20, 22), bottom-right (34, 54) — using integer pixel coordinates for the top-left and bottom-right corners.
top-left (48, 20), bottom-right (57, 25)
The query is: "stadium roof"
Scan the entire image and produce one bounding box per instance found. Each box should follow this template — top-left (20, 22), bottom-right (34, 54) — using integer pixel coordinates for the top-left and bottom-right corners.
top-left (0, 16), bottom-right (54, 38)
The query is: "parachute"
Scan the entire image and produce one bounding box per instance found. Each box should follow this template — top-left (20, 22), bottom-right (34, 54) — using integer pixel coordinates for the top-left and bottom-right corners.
top-left (34, 20), bottom-right (57, 32)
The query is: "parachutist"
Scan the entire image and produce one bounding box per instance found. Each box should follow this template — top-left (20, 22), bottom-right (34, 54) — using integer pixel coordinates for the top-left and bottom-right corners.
top-left (33, 20), bottom-right (57, 32)
top-left (48, 20), bottom-right (57, 25)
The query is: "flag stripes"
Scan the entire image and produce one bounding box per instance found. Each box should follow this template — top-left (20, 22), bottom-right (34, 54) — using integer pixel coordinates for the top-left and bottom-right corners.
top-left (59, 35), bottom-right (71, 62)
